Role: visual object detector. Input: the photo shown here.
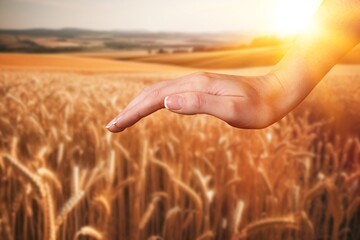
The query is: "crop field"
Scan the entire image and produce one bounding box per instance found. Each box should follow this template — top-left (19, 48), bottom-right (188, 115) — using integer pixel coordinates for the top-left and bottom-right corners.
top-left (0, 54), bottom-right (189, 73)
top-left (71, 45), bottom-right (360, 69)
top-left (0, 58), bottom-right (360, 240)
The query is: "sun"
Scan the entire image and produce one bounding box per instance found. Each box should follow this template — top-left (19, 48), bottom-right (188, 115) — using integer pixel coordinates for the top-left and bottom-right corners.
top-left (273, 0), bottom-right (322, 37)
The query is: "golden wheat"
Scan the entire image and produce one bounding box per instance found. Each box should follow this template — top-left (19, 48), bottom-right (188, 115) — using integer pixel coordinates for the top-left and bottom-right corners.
top-left (1, 70), bottom-right (359, 240)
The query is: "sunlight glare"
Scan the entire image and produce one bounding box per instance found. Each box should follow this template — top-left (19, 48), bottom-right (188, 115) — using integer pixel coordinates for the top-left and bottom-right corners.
top-left (273, 0), bottom-right (322, 36)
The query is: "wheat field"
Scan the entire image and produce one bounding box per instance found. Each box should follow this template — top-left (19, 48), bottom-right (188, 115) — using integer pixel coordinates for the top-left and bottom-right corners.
top-left (0, 66), bottom-right (359, 240)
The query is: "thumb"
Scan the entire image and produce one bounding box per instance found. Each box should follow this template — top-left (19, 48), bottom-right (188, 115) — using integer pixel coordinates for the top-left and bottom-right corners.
top-left (164, 92), bottom-right (243, 123)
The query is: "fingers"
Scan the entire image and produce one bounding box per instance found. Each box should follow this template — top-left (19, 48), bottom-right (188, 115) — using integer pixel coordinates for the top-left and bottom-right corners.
top-left (164, 92), bottom-right (272, 129)
top-left (118, 72), bottom-right (207, 116)
top-left (164, 92), bottom-right (246, 125)
top-left (120, 78), bottom-right (179, 115)
top-left (106, 73), bottom-right (214, 132)
top-left (107, 96), bottom-right (164, 132)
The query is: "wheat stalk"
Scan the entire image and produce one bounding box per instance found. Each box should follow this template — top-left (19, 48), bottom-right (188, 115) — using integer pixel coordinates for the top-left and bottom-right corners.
top-left (72, 165), bottom-right (80, 195)
top-left (173, 178), bottom-right (203, 235)
top-left (346, 197), bottom-right (360, 226)
top-left (139, 196), bottom-right (160, 230)
top-left (196, 230), bottom-right (213, 240)
top-left (150, 157), bottom-right (174, 178)
top-left (233, 200), bottom-right (245, 234)
top-left (238, 215), bottom-right (299, 239)
top-left (0, 203), bottom-right (15, 240)
top-left (43, 184), bottom-right (56, 240)
top-left (298, 211), bottom-right (314, 240)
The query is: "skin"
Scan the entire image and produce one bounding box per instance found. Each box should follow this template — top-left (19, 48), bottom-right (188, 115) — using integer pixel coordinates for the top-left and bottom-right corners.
top-left (106, 0), bottom-right (360, 133)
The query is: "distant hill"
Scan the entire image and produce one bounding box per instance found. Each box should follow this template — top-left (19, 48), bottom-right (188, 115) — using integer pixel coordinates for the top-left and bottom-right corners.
top-left (73, 44), bottom-right (360, 69)
top-left (0, 28), bottom-right (255, 53)
top-left (2, 28), bottom-right (358, 69)
top-left (0, 28), bottom-right (103, 37)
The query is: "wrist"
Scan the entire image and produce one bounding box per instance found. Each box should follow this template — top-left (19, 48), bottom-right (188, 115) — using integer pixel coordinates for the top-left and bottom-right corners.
top-left (262, 70), bottom-right (295, 124)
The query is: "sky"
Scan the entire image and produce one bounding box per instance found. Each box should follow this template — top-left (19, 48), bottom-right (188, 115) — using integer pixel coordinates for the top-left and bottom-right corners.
top-left (0, 0), bottom-right (322, 35)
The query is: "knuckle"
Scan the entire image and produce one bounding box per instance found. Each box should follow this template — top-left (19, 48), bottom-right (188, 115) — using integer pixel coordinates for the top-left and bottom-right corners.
top-left (190, 93), bottom-right (206, 109)
top-left (140, 85), bottom-right (152, 95)
top-left (148, 89), bottom-right (161, 98)
top-left (192, 72), bottom-right (211, 82)
top-left (190, 72), bottom-right (216, 89)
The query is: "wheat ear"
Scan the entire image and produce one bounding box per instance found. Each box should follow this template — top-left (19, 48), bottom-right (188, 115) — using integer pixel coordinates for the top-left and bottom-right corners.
top-left (55, 191), bottom-right (85, 230)
top-left (74, 226), bottom-right (103, 240)
top-left (37, 167), bottom-right (62, 193)
top-left (93, 195), bottom-right (111, 218)
top-left (163, 206), bottom-right (181, 238)
top-left (3, 154), bottom-right (45, 197)
top-left (239, 215), bottom-right (298, 239)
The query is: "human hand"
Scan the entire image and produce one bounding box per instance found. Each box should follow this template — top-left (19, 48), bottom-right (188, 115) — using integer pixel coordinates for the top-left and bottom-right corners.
top-left (106, 72), bottom-right (287, 132)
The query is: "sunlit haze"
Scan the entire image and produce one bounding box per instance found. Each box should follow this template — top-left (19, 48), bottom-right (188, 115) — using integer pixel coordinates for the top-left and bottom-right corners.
top-left (274, 0), bottom-right (322, 36)
top-left (0, 0), bottom-right (322, 35)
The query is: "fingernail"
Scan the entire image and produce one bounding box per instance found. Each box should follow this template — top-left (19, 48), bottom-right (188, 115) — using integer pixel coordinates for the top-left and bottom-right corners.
top-left (164, 95), bottom-right (183, 110)
top-left (106, 118), bottom-right (117, 129)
